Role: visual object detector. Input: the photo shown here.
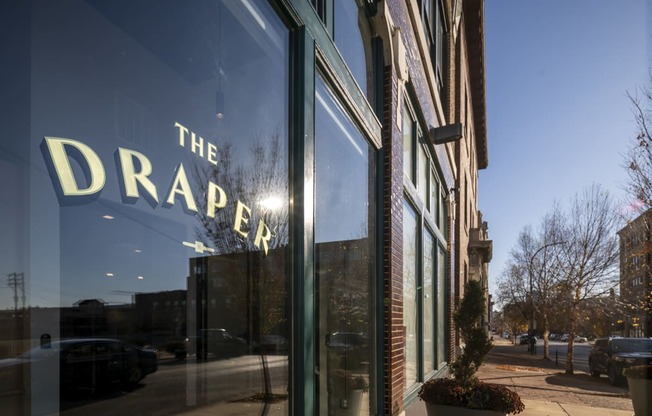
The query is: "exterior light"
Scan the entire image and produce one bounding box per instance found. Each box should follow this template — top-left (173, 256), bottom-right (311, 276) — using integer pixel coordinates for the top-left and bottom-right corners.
top-left (429, 123), bottom-right (463, 145)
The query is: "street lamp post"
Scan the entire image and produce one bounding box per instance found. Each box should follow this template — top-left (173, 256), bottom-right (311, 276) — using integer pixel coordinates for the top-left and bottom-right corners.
top-left (528, 241), bottom-right (565, 354)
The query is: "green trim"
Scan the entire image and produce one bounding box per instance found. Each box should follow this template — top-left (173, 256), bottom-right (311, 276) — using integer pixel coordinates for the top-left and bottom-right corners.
top-left (289, 0), bottom-right (381, 149)
top-left (289, 26), bottom-right (315, 416)
top-left (371, 35), bottom-right (385, 416)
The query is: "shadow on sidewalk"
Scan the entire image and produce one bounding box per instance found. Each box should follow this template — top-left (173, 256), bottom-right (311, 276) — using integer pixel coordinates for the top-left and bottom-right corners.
top-left (544, 373), bottom-right (628, 396)
top-left (482, 343), bottom-right (628, 398)
top-left (486, 344), bottom-right (559, 371)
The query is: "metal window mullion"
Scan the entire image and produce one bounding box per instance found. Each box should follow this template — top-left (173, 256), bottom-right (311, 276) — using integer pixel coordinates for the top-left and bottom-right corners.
top-left (289, 26), bottom-right (315, 416)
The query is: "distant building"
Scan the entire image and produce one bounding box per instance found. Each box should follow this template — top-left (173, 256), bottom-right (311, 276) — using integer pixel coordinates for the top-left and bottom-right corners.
top-left (617, 210), bottom-right (652, 337)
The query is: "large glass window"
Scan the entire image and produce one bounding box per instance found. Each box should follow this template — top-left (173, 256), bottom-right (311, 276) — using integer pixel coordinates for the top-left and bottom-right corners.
top-left (402, 97), bottom-right (448, 396)
top-left (315, 76), bottom-right (376, 416)
top-left (423, 230), bottom-right (435, 375)
top-left (1, 1), bottom-right (290, 414)
top-left (403, 201), bottom-right (419, 389)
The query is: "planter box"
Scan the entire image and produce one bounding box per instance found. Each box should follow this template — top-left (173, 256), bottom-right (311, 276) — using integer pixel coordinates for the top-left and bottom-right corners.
top-left (627, 377), bottom-right (652, 416)
top-left (425, 403), bottom-right (506, 416)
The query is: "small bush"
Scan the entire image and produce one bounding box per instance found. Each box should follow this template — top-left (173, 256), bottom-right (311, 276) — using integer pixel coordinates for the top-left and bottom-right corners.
top-left (418, 378), bottom-right (525, 414)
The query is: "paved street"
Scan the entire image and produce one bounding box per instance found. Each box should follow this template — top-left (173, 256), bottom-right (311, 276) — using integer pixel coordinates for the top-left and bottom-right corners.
top-left (478, 338), bottom-right (633, 414)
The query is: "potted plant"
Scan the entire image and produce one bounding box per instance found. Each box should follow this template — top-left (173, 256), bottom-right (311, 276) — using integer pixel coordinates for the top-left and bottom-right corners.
top-left (624, 364), bottom-right (652, 416)
top-left (418, 280), bottom-right (525, 415)
top-left (329, 369), bottom-right (369, 416)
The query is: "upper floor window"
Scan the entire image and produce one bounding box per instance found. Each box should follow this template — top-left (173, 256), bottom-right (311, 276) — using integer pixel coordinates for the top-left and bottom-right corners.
top-left (310, 0), bottom-right (372, 97)
top-left (334, 1), bottom-right (368, 94)
top-left (403, 98), bottom-right (447, 231)
top-left (310, 0), bottom-right (328, 22)
top-left (418, 0), bottom-right (446, 95)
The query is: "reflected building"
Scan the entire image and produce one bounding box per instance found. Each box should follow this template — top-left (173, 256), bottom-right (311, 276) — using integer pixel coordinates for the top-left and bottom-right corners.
top-left (0, 0), bottom-right (490, 415)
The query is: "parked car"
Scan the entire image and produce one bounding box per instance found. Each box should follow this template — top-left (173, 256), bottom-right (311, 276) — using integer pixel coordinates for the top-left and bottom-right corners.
top-left (502, 331), bottom-right (510, 339)
top-left (326, 332), bottom-right (369, 369)
top-left (588, 337), bottom-right (652, 385)
top-left (574, 335), bottom-right (588, 343)
top-left (548, 333), bottom-right (561, 341)
top-left (0, 338), bottom-right (157, 392)
top-left (519, 334), bottom-right (537, 345)
top-left (560, 334), bottom-right (570, 342)
top-left (186, 328), bottom-right (247, 360)
top-left (259, 334), bottom-right (288, 354)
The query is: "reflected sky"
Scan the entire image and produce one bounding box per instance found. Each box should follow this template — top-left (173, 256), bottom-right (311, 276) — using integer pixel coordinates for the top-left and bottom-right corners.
top-left (0, 0), bottom-right (289, 309)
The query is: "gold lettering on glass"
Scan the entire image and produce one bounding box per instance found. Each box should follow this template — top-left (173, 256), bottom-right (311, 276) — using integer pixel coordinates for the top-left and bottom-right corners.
top-left (174, 121), bottom-right (189, 147)
top-left (191, 132), bottom-right (204, 158)
top-left (117, 147), bottom-right (159, 203)
top-left (233, 200), bottom-right (251, 238)
top-left (254, 219), bottom-right (271, 255)
top-left (165, 163), bottom-right (198, 213)
top-left (44, 137), bottom-right (106, 196)
top-left (206, 182), bottom-right (227, 218)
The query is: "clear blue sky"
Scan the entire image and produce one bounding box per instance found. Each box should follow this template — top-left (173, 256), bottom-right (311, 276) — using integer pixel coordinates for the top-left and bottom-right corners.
top-left (480, 1), bottom-right (651, 298)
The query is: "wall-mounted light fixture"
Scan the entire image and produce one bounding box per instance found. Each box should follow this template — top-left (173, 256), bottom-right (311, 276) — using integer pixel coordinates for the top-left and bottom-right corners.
top-left (429, 123), bottom-right (463, 145)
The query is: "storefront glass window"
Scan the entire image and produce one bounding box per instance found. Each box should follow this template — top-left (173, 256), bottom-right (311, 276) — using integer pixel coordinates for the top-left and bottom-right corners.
top-left (402, 96), bottom-right (449, 397)
top-left (437, 245), bottom-right (447, 366)
top-left (315, 76), bottom-right (376, 416)
top-left (403, 201), bottom-right (419, 389)
top-left (0, 1), bottom-right (289, 414)
top-left (423, 230), bottom-right (435, 375)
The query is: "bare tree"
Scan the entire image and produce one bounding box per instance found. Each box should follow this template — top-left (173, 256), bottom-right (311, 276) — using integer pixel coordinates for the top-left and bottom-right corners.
top-left (496, 262), bottom-right (530, 345)
top-left (625, 79), bottom-right (652, 212)
top-left (500, 207), bottom-right (566, 360)
top-left (559, 184), bottom-right (620, 374)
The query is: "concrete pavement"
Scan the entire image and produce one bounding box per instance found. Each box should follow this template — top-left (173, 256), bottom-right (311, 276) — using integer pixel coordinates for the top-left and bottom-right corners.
top-left (172, 338), bottom-right (639, 415)
top-left (479, 338), bottom-right (635, 416)
top-left (520, 399), bottom-right (633, 416)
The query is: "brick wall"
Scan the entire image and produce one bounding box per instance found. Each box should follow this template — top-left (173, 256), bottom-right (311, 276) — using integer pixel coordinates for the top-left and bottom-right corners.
top-left (382, 61), bottom-right (406, 416)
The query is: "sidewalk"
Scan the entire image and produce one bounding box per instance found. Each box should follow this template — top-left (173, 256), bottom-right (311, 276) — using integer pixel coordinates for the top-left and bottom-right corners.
top-left (521, 399), bottom-right (632, 416)
top-left (478, 338), bottom-right (634, 416)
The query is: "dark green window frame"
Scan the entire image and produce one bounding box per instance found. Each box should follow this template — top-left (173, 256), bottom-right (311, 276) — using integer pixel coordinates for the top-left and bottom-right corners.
top-left (285, 1), bottom-right (384, 414)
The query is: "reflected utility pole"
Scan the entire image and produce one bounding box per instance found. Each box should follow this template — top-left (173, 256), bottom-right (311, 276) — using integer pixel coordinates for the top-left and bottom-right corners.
top-left (7, 272), bottom-right (25, 311)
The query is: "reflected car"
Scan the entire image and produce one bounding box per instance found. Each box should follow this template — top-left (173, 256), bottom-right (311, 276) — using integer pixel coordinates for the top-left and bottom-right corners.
top-left (259, 335), bottom-right (288, 354)
top-left (326, 332), bottom-right (369, 369)
top-left (588, 337), bottom-right (652, 385)
top-left (186, 329), bottom-right (247, 359)
top-left (0, 338), bottom-right (157, 392)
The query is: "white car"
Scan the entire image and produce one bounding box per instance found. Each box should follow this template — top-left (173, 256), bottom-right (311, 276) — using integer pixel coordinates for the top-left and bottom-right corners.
top-left (574, 335), bottom-right (588, 343)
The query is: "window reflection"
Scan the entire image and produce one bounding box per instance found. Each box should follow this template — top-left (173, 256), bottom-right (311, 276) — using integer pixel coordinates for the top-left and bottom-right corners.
top-left (403, 201), bottom-right (419, 388)
top-left (315, 77), bottom-right (376, 416)
top-left (334, 0), bottom-right (369, 95)
top-left (0, 0), bottom-right (289, 414)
